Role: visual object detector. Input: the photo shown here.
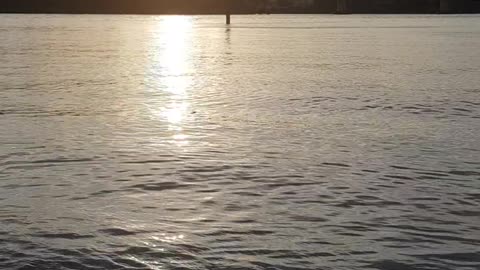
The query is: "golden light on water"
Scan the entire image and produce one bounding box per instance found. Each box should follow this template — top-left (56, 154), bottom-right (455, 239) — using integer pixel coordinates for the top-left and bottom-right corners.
top-left (152, 234), bottom-right (186, 244)
top-left (149, 16), bottom-right (194, 146)
top-left (159, 16), bottom-right (193, 96)
top-left (163, 102), bottom-right (189, 125)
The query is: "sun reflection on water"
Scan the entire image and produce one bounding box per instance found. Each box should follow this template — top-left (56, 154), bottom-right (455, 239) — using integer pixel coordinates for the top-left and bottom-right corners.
top-left (150, 16), bottom-right (194, 146)
top-left (159, 16), bottom-right (193, 96)
top-left (152, 234), bottom-right (186, 244)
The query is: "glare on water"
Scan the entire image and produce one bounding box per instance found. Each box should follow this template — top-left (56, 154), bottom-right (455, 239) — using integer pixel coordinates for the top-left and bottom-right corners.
top-left (152, 16), bottom-right (193, 146)
top-left (0, 14), bottom-right (479, 270)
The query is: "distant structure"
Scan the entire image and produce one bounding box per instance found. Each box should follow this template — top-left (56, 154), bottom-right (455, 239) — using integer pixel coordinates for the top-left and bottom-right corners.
top-left (264, 0), bottom-right (475, 14)
top-left (333, 0), bottom-right (458, 14)
top-left (336, 0), bottom-right (351, 14)
top-left (267, 0), bottom-right (315, 9)
top-left (439, 0), bottom-right (452, 13)
top-left (1, 0), bottom-right (479, 14)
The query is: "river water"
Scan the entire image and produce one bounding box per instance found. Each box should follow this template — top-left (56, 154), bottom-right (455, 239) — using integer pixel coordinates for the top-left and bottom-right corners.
top-left (0, 14), bottom-right (479, 270)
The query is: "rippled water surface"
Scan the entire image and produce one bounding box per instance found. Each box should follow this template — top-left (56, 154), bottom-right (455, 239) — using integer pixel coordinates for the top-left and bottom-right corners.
top-left (1, 14), bottom-right (480, 270)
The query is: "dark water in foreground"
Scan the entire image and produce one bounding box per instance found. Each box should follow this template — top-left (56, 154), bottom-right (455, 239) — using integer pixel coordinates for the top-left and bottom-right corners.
top-left (0, 14), bottom-right (479, 270)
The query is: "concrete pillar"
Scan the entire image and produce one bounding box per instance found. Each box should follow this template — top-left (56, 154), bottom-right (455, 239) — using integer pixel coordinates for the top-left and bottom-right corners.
top-left (336, 0), bottom-right (351, 14)
top-left (439, 0), bottom-right (453, 13)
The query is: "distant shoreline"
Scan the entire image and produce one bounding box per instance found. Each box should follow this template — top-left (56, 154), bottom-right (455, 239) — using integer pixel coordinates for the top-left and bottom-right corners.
top-left (1, 0), bottom-right (480, 15)
top-left (1, 12), bottom-right (480, 15)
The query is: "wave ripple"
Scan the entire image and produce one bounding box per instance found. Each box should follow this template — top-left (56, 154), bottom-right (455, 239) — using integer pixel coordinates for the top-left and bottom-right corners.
top-left (1, 14), bottom-right (479, 270)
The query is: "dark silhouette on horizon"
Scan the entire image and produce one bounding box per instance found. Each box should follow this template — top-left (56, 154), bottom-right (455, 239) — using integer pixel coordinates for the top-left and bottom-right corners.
top-left (1, 0), bottom-right (480, 14)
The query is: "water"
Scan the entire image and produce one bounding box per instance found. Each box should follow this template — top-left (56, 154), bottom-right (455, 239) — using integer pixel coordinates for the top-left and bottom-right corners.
top-left (0, 14), bottom-right (479, 270)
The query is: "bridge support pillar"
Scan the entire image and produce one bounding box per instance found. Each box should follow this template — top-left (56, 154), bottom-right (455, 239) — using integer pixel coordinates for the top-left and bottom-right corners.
top-left (439, 0), bottom-right (453, 13)
top-left (336, 0), bottom-right (351, 14)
